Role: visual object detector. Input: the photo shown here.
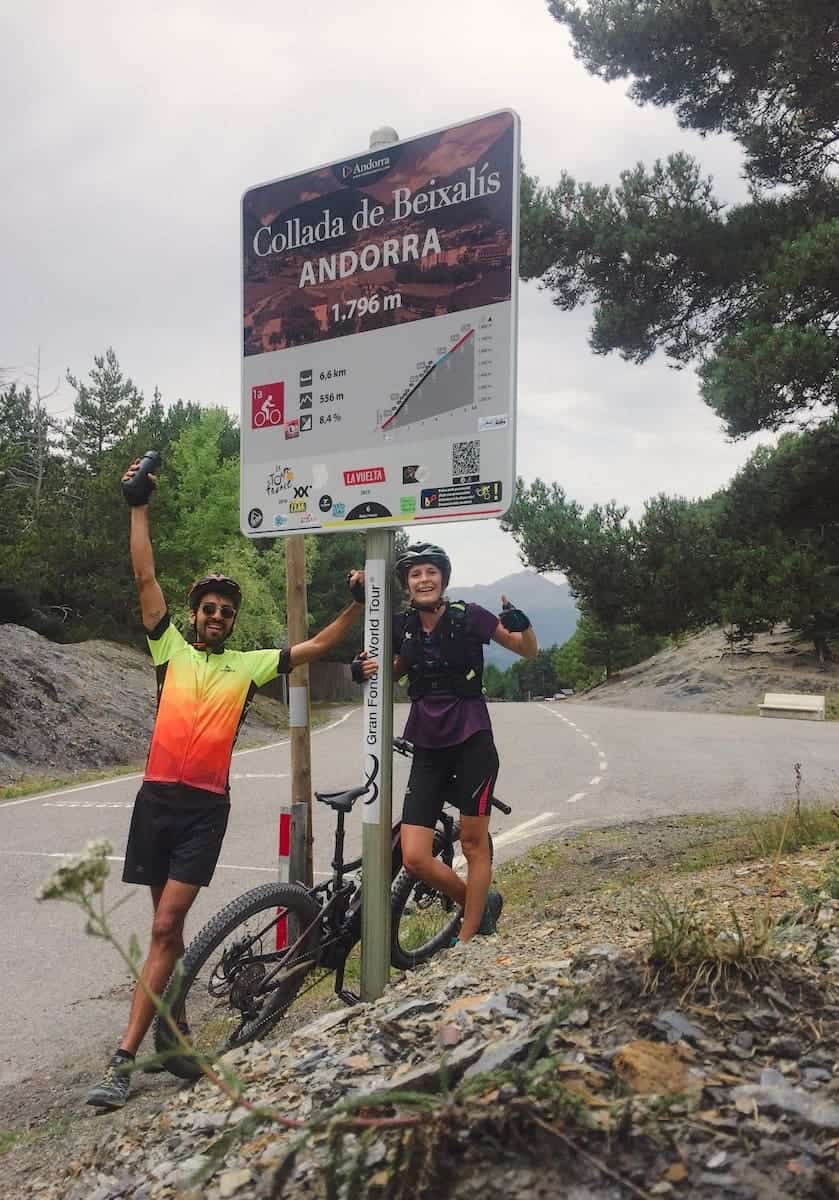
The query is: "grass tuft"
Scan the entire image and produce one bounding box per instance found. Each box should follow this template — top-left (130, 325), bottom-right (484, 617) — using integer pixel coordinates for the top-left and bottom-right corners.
top-left (750, 805), bottom-right (839, 857)
top-left (640, 888), bottom-right (772, 994)
top-left (0, 1129), bottom-right (23, 1158)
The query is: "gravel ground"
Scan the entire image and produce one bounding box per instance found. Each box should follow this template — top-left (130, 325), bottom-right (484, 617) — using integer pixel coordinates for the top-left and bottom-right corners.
top-left (2, 816), bottom-right (838, 1200)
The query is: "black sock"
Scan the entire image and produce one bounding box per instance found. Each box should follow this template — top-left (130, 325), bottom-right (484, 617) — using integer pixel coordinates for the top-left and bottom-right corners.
top-left (113, 1049), bottom-right (135, 1063)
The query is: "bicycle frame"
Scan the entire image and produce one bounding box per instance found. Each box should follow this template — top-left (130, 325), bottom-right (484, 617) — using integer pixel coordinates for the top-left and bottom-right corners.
top-left (246, 803), bottom-right (460, 1009)
top-left (223, 736), bottom-right (505, 1013)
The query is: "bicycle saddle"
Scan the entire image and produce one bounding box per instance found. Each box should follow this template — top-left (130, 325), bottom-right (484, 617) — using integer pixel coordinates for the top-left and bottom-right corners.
top-left (315, 784), bottom-right (370, 813)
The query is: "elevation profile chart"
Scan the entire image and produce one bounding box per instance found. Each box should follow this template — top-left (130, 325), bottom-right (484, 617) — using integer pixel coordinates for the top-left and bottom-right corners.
top-left (382, 328), bottom-right (476, 432)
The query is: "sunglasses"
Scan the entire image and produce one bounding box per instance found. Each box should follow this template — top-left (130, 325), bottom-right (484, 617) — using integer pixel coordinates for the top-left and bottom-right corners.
top-left (200, 602), bottom-right (236, 619)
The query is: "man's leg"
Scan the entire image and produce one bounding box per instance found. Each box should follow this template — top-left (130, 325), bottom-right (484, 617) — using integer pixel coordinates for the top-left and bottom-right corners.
top-left (120, 878), bottom-right (201, 1056)
top-left (87, 878), bottom-right (200, 1109)
top-left (458, 815), bottom-right (492, 940)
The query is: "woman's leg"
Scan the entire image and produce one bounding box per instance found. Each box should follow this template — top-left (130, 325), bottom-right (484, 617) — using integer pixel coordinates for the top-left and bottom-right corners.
top-left (400, 822), bottom-right (466, 908)
top-left (452, 730), bottom-right (500, 940)
top-left (458, 814), bottom-right (492, 940)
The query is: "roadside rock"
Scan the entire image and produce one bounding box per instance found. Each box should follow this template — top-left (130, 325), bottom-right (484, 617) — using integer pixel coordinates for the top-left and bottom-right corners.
top-left (11, 919), bottom-right (839, 1200)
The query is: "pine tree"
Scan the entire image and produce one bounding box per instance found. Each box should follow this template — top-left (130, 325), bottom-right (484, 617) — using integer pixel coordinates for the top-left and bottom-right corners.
top-left (64, 348), bottom-right (144, 472)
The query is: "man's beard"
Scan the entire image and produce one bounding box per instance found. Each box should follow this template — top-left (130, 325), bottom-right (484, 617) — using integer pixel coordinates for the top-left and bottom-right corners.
top-left (197, 621), bottom-right (229, 648)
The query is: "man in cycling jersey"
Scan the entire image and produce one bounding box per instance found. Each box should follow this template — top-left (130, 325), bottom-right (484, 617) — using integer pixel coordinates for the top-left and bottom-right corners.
top-left (357, 543), bottom-right (537, 946)
top-left (87, 459), bottom-right (373, 1110)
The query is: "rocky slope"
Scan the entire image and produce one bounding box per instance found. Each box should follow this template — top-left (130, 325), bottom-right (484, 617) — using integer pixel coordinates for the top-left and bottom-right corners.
top-left (0, 624), bottom-right (288, 786)
top-left (580, 625), bottom-right (838, 716)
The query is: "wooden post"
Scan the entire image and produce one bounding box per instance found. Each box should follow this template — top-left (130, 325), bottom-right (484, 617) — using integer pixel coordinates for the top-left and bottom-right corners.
top-left (285, 534), bottom-right (313, 886)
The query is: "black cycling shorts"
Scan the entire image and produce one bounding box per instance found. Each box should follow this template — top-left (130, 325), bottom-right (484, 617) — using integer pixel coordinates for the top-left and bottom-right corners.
top-left (122, 783), bottom-right (230, 888)
top-left (402, 730), bottom-right (500, 830)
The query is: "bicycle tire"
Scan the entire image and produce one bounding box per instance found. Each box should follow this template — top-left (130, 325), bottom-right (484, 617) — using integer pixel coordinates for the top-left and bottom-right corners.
top-left (154, 882), bottom-right (322, 1080)
top-left (390, 827), bottom-right (494, 971)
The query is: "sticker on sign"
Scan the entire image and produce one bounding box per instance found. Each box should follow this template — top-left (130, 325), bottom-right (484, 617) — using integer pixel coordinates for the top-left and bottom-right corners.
top-left (240, 110), bottom-right (519, 537)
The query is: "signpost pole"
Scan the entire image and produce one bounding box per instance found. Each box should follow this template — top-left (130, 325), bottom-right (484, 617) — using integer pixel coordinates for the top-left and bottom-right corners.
top-left (360, 124), bottom-right (399, 1003)
top-left (360, 526), bottom-right (394, 1000)
top-left (241, 113), bottom-right (520, 995)
top-left (285, 534), bottom-right (313, 886)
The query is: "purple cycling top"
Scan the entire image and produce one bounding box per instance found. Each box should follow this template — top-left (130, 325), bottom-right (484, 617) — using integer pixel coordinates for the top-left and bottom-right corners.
top-left (393, 602), bottom-right (499, 749)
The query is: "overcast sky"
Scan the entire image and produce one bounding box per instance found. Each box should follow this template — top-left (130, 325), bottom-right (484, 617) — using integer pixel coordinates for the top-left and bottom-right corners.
top-left (1, 1), bottom-right (763, 588)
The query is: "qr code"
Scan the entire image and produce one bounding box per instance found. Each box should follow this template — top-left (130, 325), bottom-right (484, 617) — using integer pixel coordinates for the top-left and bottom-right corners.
top-left (452, 439), bottom-right (480, 484)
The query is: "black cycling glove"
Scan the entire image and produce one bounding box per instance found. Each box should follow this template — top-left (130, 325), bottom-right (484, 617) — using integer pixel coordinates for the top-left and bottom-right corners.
top-left (350, 654), bottom-right (367, 685)
top-left (499, 599), bottom-right (531, 633)
top-left (347, 572), bottom-right (365, 603)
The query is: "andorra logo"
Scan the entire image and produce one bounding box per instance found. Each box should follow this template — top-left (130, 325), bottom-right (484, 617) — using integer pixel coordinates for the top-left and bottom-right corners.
top-left (340, 152), bottom-right (392, 184)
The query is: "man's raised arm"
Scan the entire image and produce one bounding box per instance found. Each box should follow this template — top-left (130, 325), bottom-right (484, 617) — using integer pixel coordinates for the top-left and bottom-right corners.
top-left (288, 569), bottom-right (368, 669)
top-left (123, 460), bottom-right (166, 633)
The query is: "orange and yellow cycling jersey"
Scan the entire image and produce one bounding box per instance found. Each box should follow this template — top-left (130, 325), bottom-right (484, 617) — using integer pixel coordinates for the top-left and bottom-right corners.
top-left (144, 615), bottom-right (291, 796)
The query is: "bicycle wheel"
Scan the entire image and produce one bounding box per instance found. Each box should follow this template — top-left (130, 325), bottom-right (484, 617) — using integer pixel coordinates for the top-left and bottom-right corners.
top-left (154, 882), bottom-right (322, 1080)
top-left (390, 826), bottom-right (494, 970)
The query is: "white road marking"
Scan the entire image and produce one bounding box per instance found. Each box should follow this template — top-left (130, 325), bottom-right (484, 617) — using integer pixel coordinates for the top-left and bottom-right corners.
top-left (538, 703), bottom-right (609, 784)
top-left (43, 801), bottom-right (133, 809)
top-left (0, 848), bottom-right (331, 878)
top-left (567, 792), bottom-right (586, 804)
top-left (2, 773), bottom-right (145, 809)
top-left (492, 812), bottom-right (558, 843)
top-left (230, 773), bottom-right (289, 781)
top-left (589, 776), bottom-right (601, 786)
top-left (1, 710), bottom-right (356, 810)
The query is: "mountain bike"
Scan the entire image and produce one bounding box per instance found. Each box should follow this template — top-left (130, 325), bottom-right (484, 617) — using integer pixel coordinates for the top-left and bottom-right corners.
top-left (154, 738), bottom-right (510, 1080)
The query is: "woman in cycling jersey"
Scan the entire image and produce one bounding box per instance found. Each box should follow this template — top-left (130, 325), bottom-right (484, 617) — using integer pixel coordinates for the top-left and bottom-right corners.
top-left (391, 543), bottom-right (537, 943)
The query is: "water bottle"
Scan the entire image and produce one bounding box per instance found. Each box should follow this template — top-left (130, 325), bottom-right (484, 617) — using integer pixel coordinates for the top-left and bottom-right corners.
top-left (122, 450), bottom-right (162, 506)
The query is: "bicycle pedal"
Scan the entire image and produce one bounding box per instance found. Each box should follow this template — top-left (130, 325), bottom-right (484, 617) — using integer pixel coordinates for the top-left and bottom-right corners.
top-left (337, 988), bottom-right (361, 1006)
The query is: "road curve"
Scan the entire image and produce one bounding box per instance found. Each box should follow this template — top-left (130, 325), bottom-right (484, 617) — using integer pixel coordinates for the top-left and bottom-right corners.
top-left (0, 701), bottom-right (836, 1088)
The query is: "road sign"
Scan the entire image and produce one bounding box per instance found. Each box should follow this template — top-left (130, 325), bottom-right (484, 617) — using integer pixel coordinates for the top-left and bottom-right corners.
top-left (240, 110), bottom-right (520, 537)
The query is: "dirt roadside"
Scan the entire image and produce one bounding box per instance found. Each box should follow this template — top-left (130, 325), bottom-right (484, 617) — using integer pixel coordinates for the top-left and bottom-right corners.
top-left (2, 810), bottom-right (838, 1197)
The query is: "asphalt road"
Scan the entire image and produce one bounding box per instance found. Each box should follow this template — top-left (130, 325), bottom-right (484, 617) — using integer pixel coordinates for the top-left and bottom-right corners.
top-left (1, 701), bottom-right (836, 1088)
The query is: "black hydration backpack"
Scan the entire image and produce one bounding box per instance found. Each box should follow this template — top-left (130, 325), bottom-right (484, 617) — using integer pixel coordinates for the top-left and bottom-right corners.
top-left (396, 601), bottom-right (484, 700)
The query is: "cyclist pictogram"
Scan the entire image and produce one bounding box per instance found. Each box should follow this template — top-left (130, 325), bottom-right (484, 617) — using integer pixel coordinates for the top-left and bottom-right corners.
top-left (251, 382), bottom-right (284, 429)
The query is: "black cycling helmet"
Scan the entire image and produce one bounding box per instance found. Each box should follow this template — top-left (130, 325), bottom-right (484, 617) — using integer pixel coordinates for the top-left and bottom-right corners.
top-left (187, 573), bottom-right (243, 611)
top-left (395, 543), bottom-right (451, 589)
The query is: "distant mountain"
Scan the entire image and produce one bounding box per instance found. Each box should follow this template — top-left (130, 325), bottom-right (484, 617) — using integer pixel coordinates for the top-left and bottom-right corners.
top-left (449, 570), bottom-right (579, 667)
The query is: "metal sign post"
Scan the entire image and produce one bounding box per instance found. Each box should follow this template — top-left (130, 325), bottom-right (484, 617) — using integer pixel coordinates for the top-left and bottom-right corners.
top-left (239, 110), bottom-right (520, 1005)
top-left (285, 534), bottom-right (313, 886)
top-left (360, 527), bottom-right (394, 999)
